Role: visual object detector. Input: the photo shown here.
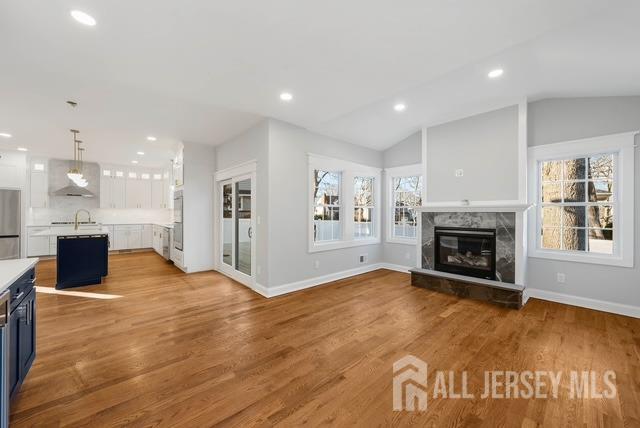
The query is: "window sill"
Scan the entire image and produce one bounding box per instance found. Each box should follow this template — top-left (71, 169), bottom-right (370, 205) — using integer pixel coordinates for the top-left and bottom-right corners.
top-left (309, 238), bottom-right (380, 253)
top-left (529, 248), bottom-right (633, 268)
top-left (385, 237), bottom-right (416, 246)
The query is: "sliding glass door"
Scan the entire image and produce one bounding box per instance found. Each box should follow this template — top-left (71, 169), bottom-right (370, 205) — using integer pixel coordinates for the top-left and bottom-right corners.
top-left (219, 174), bottom-right (255, 285)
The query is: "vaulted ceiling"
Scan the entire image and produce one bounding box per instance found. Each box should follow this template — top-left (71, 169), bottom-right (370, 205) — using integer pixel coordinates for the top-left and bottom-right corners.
top-left (1, 0), bottom-right (638, 166)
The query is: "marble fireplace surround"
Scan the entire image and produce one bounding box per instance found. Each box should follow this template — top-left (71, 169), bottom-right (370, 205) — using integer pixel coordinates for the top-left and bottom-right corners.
top-left (415, 203), bottom-right (533, 288)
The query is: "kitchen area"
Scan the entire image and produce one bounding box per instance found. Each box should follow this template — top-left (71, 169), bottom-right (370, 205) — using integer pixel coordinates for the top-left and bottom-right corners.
top-left (0, 136), bottom-right (184, 426)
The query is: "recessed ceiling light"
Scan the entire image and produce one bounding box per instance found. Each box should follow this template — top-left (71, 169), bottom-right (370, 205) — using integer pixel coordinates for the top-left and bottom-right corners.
top-left (131, 160), bottom-right (139, 164)
top-left (146, 136), bottom-right (157, 141)
top-left (393, 103), bottom-right (406, 112)
top-left (70, 10), bottom-right (96, 26)
top-left (488, 68), bottom-right (504, 79)
top-left (280, 92), bottom-right (293, 102)
top-left (17, 147), bottom-right (28, 152)
top-left (0, 132), bottom-right (12, 138)
top-left (137, 151), bottom-right (145, 155)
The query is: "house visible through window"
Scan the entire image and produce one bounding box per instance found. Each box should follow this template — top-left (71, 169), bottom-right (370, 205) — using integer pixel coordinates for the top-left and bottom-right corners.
top-left (393, 176), bottom-right (423, 239)
top-left (539, 154), bottom-right (615, 254)
top-left (354, 176), bottom-right (374, 239)
top-left (313, 170), bottom-right (341, 242)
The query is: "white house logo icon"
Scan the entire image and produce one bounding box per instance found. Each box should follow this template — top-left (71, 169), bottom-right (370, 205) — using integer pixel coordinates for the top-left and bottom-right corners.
top-left (393, 355), bottom-right (428, 411)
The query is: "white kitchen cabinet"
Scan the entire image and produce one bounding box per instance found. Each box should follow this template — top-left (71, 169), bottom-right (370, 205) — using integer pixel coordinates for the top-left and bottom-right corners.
top-left (29, 159), bottom-right (48, 208)
top-left (111, 225), bottom-right (153, 250)
top-left (100, 165), bottom-right (127, 209)
top-left (125, 171), bottom-right (152, 209)
top-left (27, 227), bottom-right (51, 257)
top-left (151, 174), bottom-right (164, 209)
top-left (142, 225), bottom-right (153, 248)
top-left (125, 172), bottom-right (140, 209)
top-left (27, 237), bottom-right (49, 257)
top-left (113, 228), bottom-right (129, 250)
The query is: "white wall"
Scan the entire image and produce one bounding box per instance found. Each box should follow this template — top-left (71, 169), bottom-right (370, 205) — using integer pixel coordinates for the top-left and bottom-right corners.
top-left (182, 141), bottom-right (216, 273)
top-left (215, 120), bottom-right (270, 286)
top-left (267, 119), bottom-right (384, 288)
top-left (527, 97), bottom-right (640, 311)
top-left (382, 131), bottom-right (422, 267)
top-left (426, 105), bottom-right (519, 202)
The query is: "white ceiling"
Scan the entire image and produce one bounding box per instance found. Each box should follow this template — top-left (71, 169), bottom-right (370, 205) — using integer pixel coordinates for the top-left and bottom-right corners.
top-left (1, 0), bottom-right (639, 164)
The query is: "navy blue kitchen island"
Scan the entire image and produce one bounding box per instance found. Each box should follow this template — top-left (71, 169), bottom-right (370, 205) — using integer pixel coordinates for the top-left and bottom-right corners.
top-left (56, 234), bottom-right (109, 289)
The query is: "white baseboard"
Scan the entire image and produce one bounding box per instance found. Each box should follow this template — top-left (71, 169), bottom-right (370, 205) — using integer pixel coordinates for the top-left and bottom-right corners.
top-left (255, 263), bottom-right (410, 298)
top-left (526, 288), bottom-right (640, 319)
top-left (377, 263), bottom-right (412, 273)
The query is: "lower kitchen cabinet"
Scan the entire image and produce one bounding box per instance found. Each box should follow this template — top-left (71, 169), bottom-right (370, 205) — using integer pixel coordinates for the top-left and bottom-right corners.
top-left (8, 269), bottom-right (36, 401)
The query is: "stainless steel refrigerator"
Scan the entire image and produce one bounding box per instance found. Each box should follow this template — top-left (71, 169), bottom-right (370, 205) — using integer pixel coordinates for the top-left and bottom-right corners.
top-left (0, 189), bottom-right (20, 260)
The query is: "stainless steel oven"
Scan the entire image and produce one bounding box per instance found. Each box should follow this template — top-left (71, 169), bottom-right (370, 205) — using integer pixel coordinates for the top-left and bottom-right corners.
top-left (173, 190), bottom-right (183, 251)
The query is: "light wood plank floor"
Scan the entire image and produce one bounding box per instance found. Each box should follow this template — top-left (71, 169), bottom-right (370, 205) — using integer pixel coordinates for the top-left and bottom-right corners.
top-left (10, 252), bottom-right (640, 427)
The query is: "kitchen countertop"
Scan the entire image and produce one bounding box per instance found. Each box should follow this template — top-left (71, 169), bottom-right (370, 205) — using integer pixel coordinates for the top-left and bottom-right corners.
top-left (31, 227), bottom-right (110, 237)
top-left (27, 222), bottom-right (174, 228)
top-left (0, 258), bottom-right (39, 293)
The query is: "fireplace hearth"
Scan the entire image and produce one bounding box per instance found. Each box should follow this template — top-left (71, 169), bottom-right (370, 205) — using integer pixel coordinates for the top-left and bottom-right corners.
top-left (434, 227), bottom-right (496, 280)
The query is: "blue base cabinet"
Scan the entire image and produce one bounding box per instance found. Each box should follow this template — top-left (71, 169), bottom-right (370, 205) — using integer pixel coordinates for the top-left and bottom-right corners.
top-left (8, 269), bottom-right (36, 401)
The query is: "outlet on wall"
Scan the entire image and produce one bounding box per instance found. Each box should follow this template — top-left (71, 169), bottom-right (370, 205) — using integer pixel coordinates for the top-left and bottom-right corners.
top-left (455, 169), bottom-right (464, 177)
top-left (557, 273), bottom-right (566, 284)
top-left (314, 260), bottom-right (320, 269)
top-left (359, 254), bottom-right (368, 264)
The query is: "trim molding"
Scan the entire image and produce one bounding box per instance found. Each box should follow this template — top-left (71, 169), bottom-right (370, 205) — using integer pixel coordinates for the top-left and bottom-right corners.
top-left (233, 266), bottom-right (639, 319)
top-left (257, 263), bottom-right (411, 298)
top-left (526, 288), bottom-right (640, 319)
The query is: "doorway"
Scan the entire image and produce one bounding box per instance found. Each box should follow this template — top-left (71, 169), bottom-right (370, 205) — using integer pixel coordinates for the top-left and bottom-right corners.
top-left (218, 172), bottom-right (255, 287)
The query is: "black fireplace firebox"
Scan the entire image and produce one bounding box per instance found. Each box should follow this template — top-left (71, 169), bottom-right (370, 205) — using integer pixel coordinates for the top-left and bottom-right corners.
top-left (434, 227), bottom-right (496, 280)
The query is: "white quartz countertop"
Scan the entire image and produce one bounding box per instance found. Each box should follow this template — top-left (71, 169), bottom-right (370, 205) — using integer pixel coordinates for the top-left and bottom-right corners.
top-left (0, 258), bottom-right (38, 294)
top-left (31, 227), bottom-right (110, 237)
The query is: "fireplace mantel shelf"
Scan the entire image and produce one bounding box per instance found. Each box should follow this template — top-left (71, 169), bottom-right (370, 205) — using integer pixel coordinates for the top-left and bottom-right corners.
top-left (416, 202), bottom-right (534, 213)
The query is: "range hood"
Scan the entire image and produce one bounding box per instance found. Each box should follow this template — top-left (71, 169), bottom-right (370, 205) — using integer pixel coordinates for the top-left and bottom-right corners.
top-left (49, 159), bottom-right (99, 199)
top-left (54, 182), bottom-right (95, 197)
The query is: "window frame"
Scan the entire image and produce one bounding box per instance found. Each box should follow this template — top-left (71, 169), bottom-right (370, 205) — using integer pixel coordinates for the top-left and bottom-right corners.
top-left (353, 176), bottom-right (376, 240)
top-left (385, 164), bottom-right (424, 245)
top-left (308, 154), bottom-right (381, 253)
top-left (528, 131), bottom-right (636, 267)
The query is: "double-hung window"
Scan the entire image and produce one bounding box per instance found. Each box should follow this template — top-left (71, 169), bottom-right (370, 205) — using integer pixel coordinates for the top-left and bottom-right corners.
top-left (528, 132), bottom-right (635, 267)
top-left (385, 164), bottom-right (424, 244)
top-left (354, 176), bottom-right (375, 239)
top-left (313, 170), bottom-right (342, 242)
top-left (309, 154), bottom-right (381, 252)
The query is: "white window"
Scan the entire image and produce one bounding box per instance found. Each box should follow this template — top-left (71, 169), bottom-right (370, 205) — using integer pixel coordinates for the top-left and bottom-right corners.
top-left (313, 170), bottom-right (342, 242)
top-left (354, 176), bottom-right (375, 239)
top-left (309, 154), bottom-right (381, 252)
top-left (528, 131), bottom-right (635, 267)
top-left (385, 164), bottom-right (423, 244)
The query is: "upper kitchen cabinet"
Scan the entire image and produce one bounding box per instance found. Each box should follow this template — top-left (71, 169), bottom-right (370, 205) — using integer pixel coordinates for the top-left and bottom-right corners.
top-left (0, 151), bottom-right (27, 189)
top-left (125, 170), bottom-right (152, 209)
top-left (173, 147), bottom-right (184, 187)
top-left (100, 165), bottom-right (126, 209)
top-left (152, 168), bottom-right (172, 209)
top-left (29, 158), bottom-right (48, 208)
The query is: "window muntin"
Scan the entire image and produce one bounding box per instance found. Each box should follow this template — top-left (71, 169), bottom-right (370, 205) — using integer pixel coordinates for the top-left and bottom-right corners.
top-left (392, 176), bottom-right (423, 239)
top-left (539, 153), bottom-right (615, 254)
top-left (313, 170), bottom-right (341, 242)
top-left (354, 176), bottom-right (374, 239)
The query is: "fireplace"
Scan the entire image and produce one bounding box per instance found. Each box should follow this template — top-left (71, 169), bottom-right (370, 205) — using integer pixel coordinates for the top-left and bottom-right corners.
top-left (434, 227), bottom-right (496, 280)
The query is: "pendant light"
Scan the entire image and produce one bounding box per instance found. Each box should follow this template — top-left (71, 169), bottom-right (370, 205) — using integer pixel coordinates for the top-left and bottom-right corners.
top-left (67, 129), bottom-right (83, 181)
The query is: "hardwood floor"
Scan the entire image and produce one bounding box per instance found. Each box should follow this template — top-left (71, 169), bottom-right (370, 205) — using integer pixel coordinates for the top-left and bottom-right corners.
top-left (10, 252), bottom-right (640, 427)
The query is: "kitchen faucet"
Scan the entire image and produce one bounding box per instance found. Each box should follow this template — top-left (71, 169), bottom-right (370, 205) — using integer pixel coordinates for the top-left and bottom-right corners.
top-left (74, 209), bottom-right (92, 230)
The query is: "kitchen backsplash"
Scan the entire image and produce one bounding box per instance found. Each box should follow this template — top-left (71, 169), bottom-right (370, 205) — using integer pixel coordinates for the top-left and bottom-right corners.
top-left (28, 207), bottom-right (172, 225)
